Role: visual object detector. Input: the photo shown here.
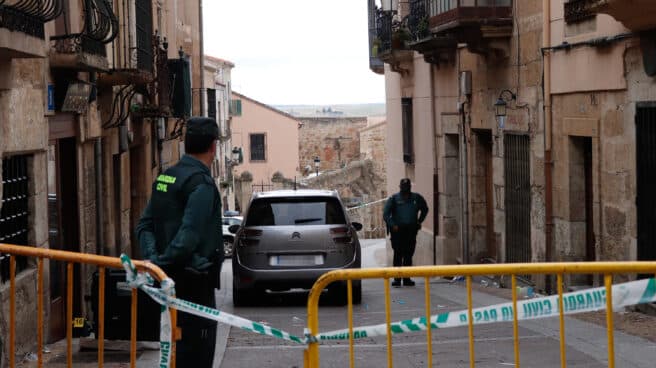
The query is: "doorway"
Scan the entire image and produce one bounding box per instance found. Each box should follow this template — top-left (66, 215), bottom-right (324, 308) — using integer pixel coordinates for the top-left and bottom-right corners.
top-left (47, 137), bottom-right (80, 342)
top-left (504, 134), bottom-right (531, 263)
top-left (636, 103), bottom-right (656, 267)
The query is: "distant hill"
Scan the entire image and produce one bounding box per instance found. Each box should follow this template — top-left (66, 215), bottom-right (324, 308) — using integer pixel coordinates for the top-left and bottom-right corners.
top-left (274, 103), bottom-right (385, 118)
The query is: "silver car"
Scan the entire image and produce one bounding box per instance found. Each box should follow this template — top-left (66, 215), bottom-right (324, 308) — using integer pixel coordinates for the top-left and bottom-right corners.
top-left (221, 216), bottom-right (242, 257)
top-left (230, 190), bottom-right (362, 306)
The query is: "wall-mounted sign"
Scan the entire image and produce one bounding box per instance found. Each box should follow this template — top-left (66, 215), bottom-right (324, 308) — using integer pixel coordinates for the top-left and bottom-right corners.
top-left (47, 84), bottom-right (55, 113)
top-left (62, 82), bottom-right (92, 114)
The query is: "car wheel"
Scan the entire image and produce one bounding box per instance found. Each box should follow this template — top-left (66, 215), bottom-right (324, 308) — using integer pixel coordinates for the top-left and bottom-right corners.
top-left (233, 279), bottom-right (255, 307)
top-left (223, 238), bottom-right (234, 257)
top-left (233, 287), bottom-right (255, 307)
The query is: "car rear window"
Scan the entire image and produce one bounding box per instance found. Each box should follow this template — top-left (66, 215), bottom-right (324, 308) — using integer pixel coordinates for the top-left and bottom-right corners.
top-left (245, 197), bottom-right (346, 226)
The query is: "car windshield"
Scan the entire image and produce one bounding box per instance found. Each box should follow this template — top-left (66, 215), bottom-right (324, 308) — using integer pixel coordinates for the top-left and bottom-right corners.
top-left (245, 197), bottom-right (346, 226)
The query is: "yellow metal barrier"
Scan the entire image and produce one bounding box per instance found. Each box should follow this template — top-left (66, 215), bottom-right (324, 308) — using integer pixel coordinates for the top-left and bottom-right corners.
top-left (305, 262), bottom-right (656, 368)
top-left (0, 243), bottom-right (178, 368)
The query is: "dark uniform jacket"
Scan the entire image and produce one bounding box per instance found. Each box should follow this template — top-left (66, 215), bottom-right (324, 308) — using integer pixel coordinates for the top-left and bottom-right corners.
top-left (383, 192), bottom-right (429, 228)
top-left (136, 155), bottom-right (223, 271)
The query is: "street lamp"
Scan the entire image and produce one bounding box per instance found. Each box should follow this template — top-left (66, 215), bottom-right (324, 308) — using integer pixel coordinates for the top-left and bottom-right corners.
top-left (314, 156), bottom-right (321, 177)
top-left (494, 89), bottom-right (516, 118)
top-left (231, 147), bottom-right (241, 164)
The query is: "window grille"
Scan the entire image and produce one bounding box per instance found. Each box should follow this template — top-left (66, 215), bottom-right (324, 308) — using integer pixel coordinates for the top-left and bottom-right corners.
top-left (0, 155), bottom-right (30, 282)
top-left (402, 98), bottom-right (414, 164)
top-left (250, 134), bottom-right (266, 161)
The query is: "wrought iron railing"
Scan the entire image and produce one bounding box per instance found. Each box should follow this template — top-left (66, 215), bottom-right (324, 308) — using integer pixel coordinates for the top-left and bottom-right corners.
top-left (0, 0), bottom-right (63, 39)
top-left (367, 0), bottom-right (384, 73)
top-left (408, 0), bottom-right (431, 42)
top-left (564, 0), bottom-right (598, 23)
top-left (135, 0), bottom-right (153, 72)
top-left (50, 0), bottom-right (118, 57)
top-left (375, 9), bottom-right (394, 54)
top-left (408, 0), bottom-right (512, 31)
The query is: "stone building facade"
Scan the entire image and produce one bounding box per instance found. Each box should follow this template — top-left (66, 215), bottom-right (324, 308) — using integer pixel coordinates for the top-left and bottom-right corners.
top-left (298, 117), bottom-right (367, 174)
top-left (0, 0), bottom-right (208, 362)
top-left (370, 0), bottom-right (656, 289)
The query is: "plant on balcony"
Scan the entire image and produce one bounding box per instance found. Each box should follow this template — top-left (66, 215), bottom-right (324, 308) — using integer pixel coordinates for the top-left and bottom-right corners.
top-left (392, 27), bottom-right (410, 49)
top-left (220, 180), bottom-right (232, 189)
top-left (372, 37), bottom-right (382, 57)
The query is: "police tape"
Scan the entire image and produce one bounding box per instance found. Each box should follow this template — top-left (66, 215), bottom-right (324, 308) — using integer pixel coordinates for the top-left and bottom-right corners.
top-left (315, 277), bottom-right (656, 341)
top-left (119, 254), bottom-right (306, 367)
top-left (119, 254), bottom-right (656, 349)
top-left (346, 198), bottom-right (388, 211)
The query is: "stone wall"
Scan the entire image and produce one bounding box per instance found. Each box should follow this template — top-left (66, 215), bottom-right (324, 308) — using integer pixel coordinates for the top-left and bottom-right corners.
top-left (0, 57), bottom-right (49, 365)
top-left (298, 117), bottom-right (367, 174)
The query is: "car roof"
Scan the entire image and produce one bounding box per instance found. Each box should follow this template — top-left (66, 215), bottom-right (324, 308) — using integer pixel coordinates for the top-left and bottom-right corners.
top-left (252, 189), bottom-right (339, 199)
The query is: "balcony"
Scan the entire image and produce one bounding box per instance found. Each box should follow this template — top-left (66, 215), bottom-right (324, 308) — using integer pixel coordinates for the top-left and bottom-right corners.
top-left (49, 0), bottom-right (118, 71)
top-left (406, 0), bottom-right (513, 62)
top-left (372, 9), bottom-right (414, 74)
top-left (565, 0), bottom-right (656, 31)
top-left (99, 0), bottom-right (153, 86)
top-left (0, 0), bottom-right (63, 58)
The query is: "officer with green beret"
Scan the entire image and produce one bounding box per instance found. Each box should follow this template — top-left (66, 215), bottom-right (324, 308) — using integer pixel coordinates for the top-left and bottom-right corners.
top-left (136, 116), bottom-right (222, 367)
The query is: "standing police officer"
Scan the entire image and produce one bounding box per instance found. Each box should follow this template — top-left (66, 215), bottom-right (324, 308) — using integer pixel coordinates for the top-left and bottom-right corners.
top-left (136, 117), bottom-right (223, 367)
top-left (383, 178), bottom-right (428, 287)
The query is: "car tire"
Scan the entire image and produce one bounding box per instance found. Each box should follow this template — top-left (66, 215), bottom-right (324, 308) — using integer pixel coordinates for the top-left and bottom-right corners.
top-left (223, 238), bottom-right (234, 258)
top-left (233, 287), bottom-right (255, 307)
top-left (352, 282), bottom-right (362, 305)
top-left (233, 279), bottom-right (256, 307)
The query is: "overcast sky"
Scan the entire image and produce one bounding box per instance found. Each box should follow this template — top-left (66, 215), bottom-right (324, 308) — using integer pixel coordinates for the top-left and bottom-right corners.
top-left (203, 0), bottom-right (385, 106)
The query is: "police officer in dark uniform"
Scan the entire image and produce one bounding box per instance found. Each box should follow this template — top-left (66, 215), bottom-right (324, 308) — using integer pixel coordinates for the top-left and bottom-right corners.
top-left (383, 178), bottom-right (428, 287)
top-left (136, 116), bottom-right (223, 367)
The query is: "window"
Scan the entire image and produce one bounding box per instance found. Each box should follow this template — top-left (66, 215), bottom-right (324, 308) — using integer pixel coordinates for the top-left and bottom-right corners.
top-left (1, 154), bottom-right (30, 282)
top-left (207, 88), bottom-right (217, 120)
top-left (250, 133), bottom-right (266, 161)
top-left (564, 0), bottom-right (597, 24)
top-left (245, 197), bottom-right (347, 226)
top-left (402, 97), bottom-right (414, 164)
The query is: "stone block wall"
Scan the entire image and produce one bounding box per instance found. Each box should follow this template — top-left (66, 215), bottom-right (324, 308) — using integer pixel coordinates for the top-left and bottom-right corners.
top-left (298, 117), bottom-right (367, 173)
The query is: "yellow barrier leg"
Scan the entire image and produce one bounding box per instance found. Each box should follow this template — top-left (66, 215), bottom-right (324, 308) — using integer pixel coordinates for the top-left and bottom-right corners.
top-left (466, 276), bottom-right (475, 368)
top-left (384, 278), bottom-right (393, 368)
top-left (557, 274), bottom-right (566, 368)
top-left (348, 279), bottom-right (355, 368)
top-left (605, 275), bottom-right (615, 368)
top-left (37, 258), bottom-right (44, 368)
top-left (131, 288), bottom-right (138, 368)
top-left (424, 277), bottom-right (433, 368)
top-left (67, 263), bottom-right (73, 368)
top-left (10, 256), bottom-right (16, 368)
top-left (511, 275), bottom-right (520, 367)
top-left (99, 267), bottom-right (105, 368)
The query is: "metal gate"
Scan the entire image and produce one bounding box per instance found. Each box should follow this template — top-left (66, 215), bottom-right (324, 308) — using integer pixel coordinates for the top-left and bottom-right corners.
top-left (636, 103), bottom-right (656, 262)
top-left (504, 134), bottom-right (531, 263)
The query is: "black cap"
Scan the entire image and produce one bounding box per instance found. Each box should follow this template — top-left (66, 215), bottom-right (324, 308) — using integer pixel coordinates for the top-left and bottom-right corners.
top-left (400, 178), bottom-right (411, 186)
top-left (186, 117), bottom-right (219, 139)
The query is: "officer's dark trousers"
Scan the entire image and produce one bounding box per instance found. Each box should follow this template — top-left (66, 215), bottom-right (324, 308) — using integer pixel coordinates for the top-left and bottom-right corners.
top-left (391, 225), bottom-right (418, 268)
top-left (166, 267), bottom-right (217, 367)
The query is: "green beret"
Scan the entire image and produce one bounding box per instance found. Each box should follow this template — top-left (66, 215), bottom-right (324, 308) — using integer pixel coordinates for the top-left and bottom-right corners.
top-left (186, 117), bottom-right (219, 139)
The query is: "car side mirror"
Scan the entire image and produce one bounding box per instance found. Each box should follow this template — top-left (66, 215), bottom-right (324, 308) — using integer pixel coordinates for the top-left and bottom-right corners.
top-left (351, 222), bottom-right (363, 231)
top-left (228, 224), bottom-right (240, 234)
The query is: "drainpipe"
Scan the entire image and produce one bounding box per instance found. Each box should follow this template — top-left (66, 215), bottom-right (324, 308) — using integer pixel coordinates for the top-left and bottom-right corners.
top-left (543, 0), bottom-right (554, 291)
top-left (198, 0), bottom-right (205, 116)
top-left (430, 64), bottom-right (439, 265)
top-left (95, 137), bottom-right (104, 255)
top-left (460, 104), bottom-right (470, 265)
